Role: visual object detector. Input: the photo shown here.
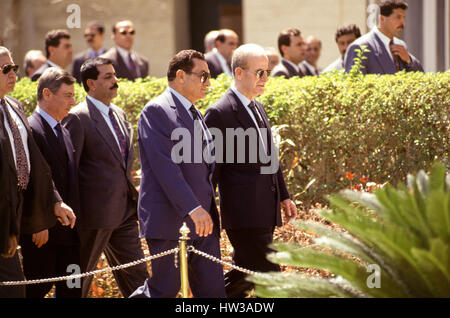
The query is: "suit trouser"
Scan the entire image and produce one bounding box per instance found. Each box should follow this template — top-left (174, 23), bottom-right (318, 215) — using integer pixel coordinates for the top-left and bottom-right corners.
top-left (224, 227), bottom-right (281, 298)
top-left (0, 252), bottom-right (25, 298)
top-left (79, 214), bottom-right (149, 298)
top-left (129, 234), bottom-right (226, 298)
top-left (20, 235), bottom-right (81, 298)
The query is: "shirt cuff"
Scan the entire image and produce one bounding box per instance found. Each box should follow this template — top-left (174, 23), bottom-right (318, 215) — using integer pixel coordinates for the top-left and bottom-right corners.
top-left (188, 205), bottom-right (201, 215)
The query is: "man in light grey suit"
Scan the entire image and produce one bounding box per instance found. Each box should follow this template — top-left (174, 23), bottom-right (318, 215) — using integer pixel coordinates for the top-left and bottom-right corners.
top-left (344, 0), bottom-right (423, 75)
top-left (64, 57), bottom-right (149, 298)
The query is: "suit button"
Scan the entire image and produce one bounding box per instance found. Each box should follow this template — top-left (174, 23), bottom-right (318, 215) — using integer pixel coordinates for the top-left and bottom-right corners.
top-left (271, 186), bottom-right (276, 192)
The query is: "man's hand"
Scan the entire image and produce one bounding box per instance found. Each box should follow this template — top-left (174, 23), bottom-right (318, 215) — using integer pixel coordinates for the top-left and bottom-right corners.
top-left (189, 207), bottom-right (213, 237)
top-left (54, 201), bottom-right (76, 229)
top-left (1, 235), bottom-right (18, 258)
top-left (32, 230), bottom-right (49, 248)
top-left (281, 199), bottom-right (298, 223)
top-left (389, 44), bottom-right (412, 64)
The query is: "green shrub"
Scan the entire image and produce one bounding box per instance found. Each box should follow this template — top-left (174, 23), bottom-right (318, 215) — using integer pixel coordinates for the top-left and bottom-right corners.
top-left (11, 71), bottom-right (450, 204)
top-left (249, 162), bottom-right (450, 297)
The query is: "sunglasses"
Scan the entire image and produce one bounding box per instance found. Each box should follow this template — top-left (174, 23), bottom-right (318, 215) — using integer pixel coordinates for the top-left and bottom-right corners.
top-left (245, 69), bottom-right (271, 79)
top-left (119, 29), bottom-right (135, 36)
top-left (84, 33), bottom-right (96, 38)
top-left (1, 64), bottom-right (19, 75)
top-left (186, 70), bottom-right (211, 83)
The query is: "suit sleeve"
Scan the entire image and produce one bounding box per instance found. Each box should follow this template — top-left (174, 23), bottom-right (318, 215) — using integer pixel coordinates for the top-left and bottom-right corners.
top-left (344, 43), bottom-right (368, 75)
top-left (72, 59), bottom-right (81, 83)
top-left (138, 104), bottom-right (200, 217)
top-left (405, 54), bottom-right (424, 72)
top-left (203, 107), bottom-right (224, 190)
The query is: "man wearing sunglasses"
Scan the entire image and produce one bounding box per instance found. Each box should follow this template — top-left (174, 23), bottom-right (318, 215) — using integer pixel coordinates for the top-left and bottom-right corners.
top-left (101, 20), bottom-right (149, 81)
top-left (31, 29), bottom-right (73, 82)
top-left (0, 47), bottom-right (76, 298)
top-left (204, 44), bottom-right (298, 298)
top-left (130, 50), bottom-right (225, 298)
top-left (72, 21), bottom-right (107, 83)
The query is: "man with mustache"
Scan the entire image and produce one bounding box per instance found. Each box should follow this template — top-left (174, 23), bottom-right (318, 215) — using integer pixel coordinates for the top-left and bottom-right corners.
top-left (72, 21), bottom-right (107, 83)
top-left (344, 0), bottom-right (423, 74)
top-left (64, 57), bottom-right (149, 298)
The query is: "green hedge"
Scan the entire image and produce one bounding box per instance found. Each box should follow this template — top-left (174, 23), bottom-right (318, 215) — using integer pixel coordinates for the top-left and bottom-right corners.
top-left (11, 71), bottom-right (450, 205)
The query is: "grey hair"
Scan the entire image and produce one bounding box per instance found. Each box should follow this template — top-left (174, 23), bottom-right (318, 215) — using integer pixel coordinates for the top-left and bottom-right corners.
top-left (231, 44), bottom-right (267, 77)
top-left (0, 46), bottom-right (12, 59)
top-left (23, 50), bottom-right (46, 76)
top-left (37, 67), bottom-right (75, 101)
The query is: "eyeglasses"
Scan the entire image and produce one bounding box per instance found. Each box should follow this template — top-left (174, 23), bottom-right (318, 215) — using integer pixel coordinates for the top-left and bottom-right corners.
top-left (84, 33), bottom-right (96, 38)
top-left (119, 29), bottom-right (135, 36)
top-left (243, 69), bottom-right (271, 79)
top-left (1, 64), bottom-right (19, 75)
top-left (186, 70), bottom-right (211, 83)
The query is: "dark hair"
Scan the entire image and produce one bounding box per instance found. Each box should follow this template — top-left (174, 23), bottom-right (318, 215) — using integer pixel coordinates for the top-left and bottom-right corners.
top-left (335, 24), bottom-right (362, 42)
top-left (86, 21), bottom-right (105, 35)
top-left (45, 29), bottom-right (71, 58)
top-left (167, 50), bottom-right (205, 82)
top-left (277, 28), bottom-right (301, 57)
top-left (37, 67), bottom-right (75, 101)
top-left (80, 57), bottom-right (113, 92)
top-left (215, 31), bottom-right (227, 44)
top-left (379, 0), bottom-right (408, 17)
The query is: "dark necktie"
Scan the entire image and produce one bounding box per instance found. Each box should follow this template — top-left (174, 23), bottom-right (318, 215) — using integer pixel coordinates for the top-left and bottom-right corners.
top-left (1, 99), bottom-right (29, 190)
top-left (108, 108), bottom-right (128, 164)
top-left (389, 40), bottom-right (401, 71)
top-left (248, 101), bottom-right (269, 154)
top-left (128, 53), bottom-right (138, 78)
top-left (54, 123), bottom-right (66, 153)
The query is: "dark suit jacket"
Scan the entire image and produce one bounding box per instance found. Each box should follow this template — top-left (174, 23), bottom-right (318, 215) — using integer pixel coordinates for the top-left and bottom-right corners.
top-left (64, 98), bottom-right (138, 229)
top-left (271, 59), bottom-right (304, 79)
top-left (205, 51), bottom-right (226, 79)
top-left (0, 96), bottom-right (60, 254)
top-left (28, 111), bottom-right (79, 245)
top-left (344, 30), bottom-right (423, 74)
top-left (30, 62), bottom-right (53, 82)
top-left (137, 88), bottom-right (220, 240)
top-left (101, 47), bottom-right (149, 81)
top-left (204, 89), bottom-right (290, 230)
top-left (72, 49), bottom-right (106, 83)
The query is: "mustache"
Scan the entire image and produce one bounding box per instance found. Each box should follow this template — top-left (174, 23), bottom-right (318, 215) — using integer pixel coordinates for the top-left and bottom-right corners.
top-left (110, 83), bottom-right (119, 90)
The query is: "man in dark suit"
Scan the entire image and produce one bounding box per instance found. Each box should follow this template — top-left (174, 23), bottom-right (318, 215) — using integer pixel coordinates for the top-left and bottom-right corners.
top-left (101, 20), bottom-right (149, 81)
top-left (204, 44), bottom-right (298, 298)
top-left (323, 24), bottom-right (361, 73)
top-left (64, 57), bottom-right (149, 298)
top-left (205, 29), bottom-right (239, 78)
top-left (130, 50), bottom-right (226, 298)
top-left (19, 68), bottom-right (81, 298)
top-left (31, 29), bottom-right (73, 82)
top-left (0, 46), bottom-right (76, 298)
top-left (301, 36), bottom-right (322, 76)
top-left (72, 21), bottom-right (107, 83)
top-left (344, 0), bottom-right (423, 74)
top-left (271, 28), bottom-right (306, 79)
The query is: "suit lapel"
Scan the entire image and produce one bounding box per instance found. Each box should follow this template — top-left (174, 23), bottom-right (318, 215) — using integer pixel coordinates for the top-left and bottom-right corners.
top-left (114, 48), bottom-right (133, 80)
top-left (372, 32), bottom-right (396, 74)
top-left (229, 90), bottom-right (256, 130)
top-left (168, 90), bottom-right (195, 136)
top-left (0, 100), bottom-right (17, 176)
top-left (282, 60), bottom-right (299, 78)
top-left (32, 112), bottom-right (68, 163)
top-left (86, 98), bottom-right (125, 169)
top-left (112, 104), bottom-right (133, 169)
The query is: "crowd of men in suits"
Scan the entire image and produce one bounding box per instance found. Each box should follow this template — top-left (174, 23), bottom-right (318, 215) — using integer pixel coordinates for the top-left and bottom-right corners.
top-left (1, 0), bottom-right (424, 299)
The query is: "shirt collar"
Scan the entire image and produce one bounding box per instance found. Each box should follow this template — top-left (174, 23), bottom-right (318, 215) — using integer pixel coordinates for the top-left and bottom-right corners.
top-left (302, 61), bottom-right (316, 73)
top-left (47, 60), bottom-right (61, 68)
top-left (231, 86), bottom-right (252, 108)
top-left (89, 47), bottom-right (105, 58)
top-left (116, 45), bottom-right (132, 61)
top-left (169, 87), bottom-right (193, 115)
top-left (282, 58), bottom-right (300, 73)
top-left (87, 95), bottom-right (112, 117)
top-left (36, 106), bottom-right (59, 129)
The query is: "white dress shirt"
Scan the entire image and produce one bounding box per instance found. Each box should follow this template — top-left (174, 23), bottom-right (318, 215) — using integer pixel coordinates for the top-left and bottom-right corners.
top-left (36, 106), bottom-right (60, 137)
top-left (231, 86), bottom-right (268, 154)
top-left (86, 95), bottom-right (125, 153)
top-left (373, 26), bottom-right (405, 62)
top-left (1, 98), bottom-right (31, 173)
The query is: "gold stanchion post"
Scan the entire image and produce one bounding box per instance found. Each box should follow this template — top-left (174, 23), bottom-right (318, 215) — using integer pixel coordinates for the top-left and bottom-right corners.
top-left (178, 222), bottom-right (190, 298)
